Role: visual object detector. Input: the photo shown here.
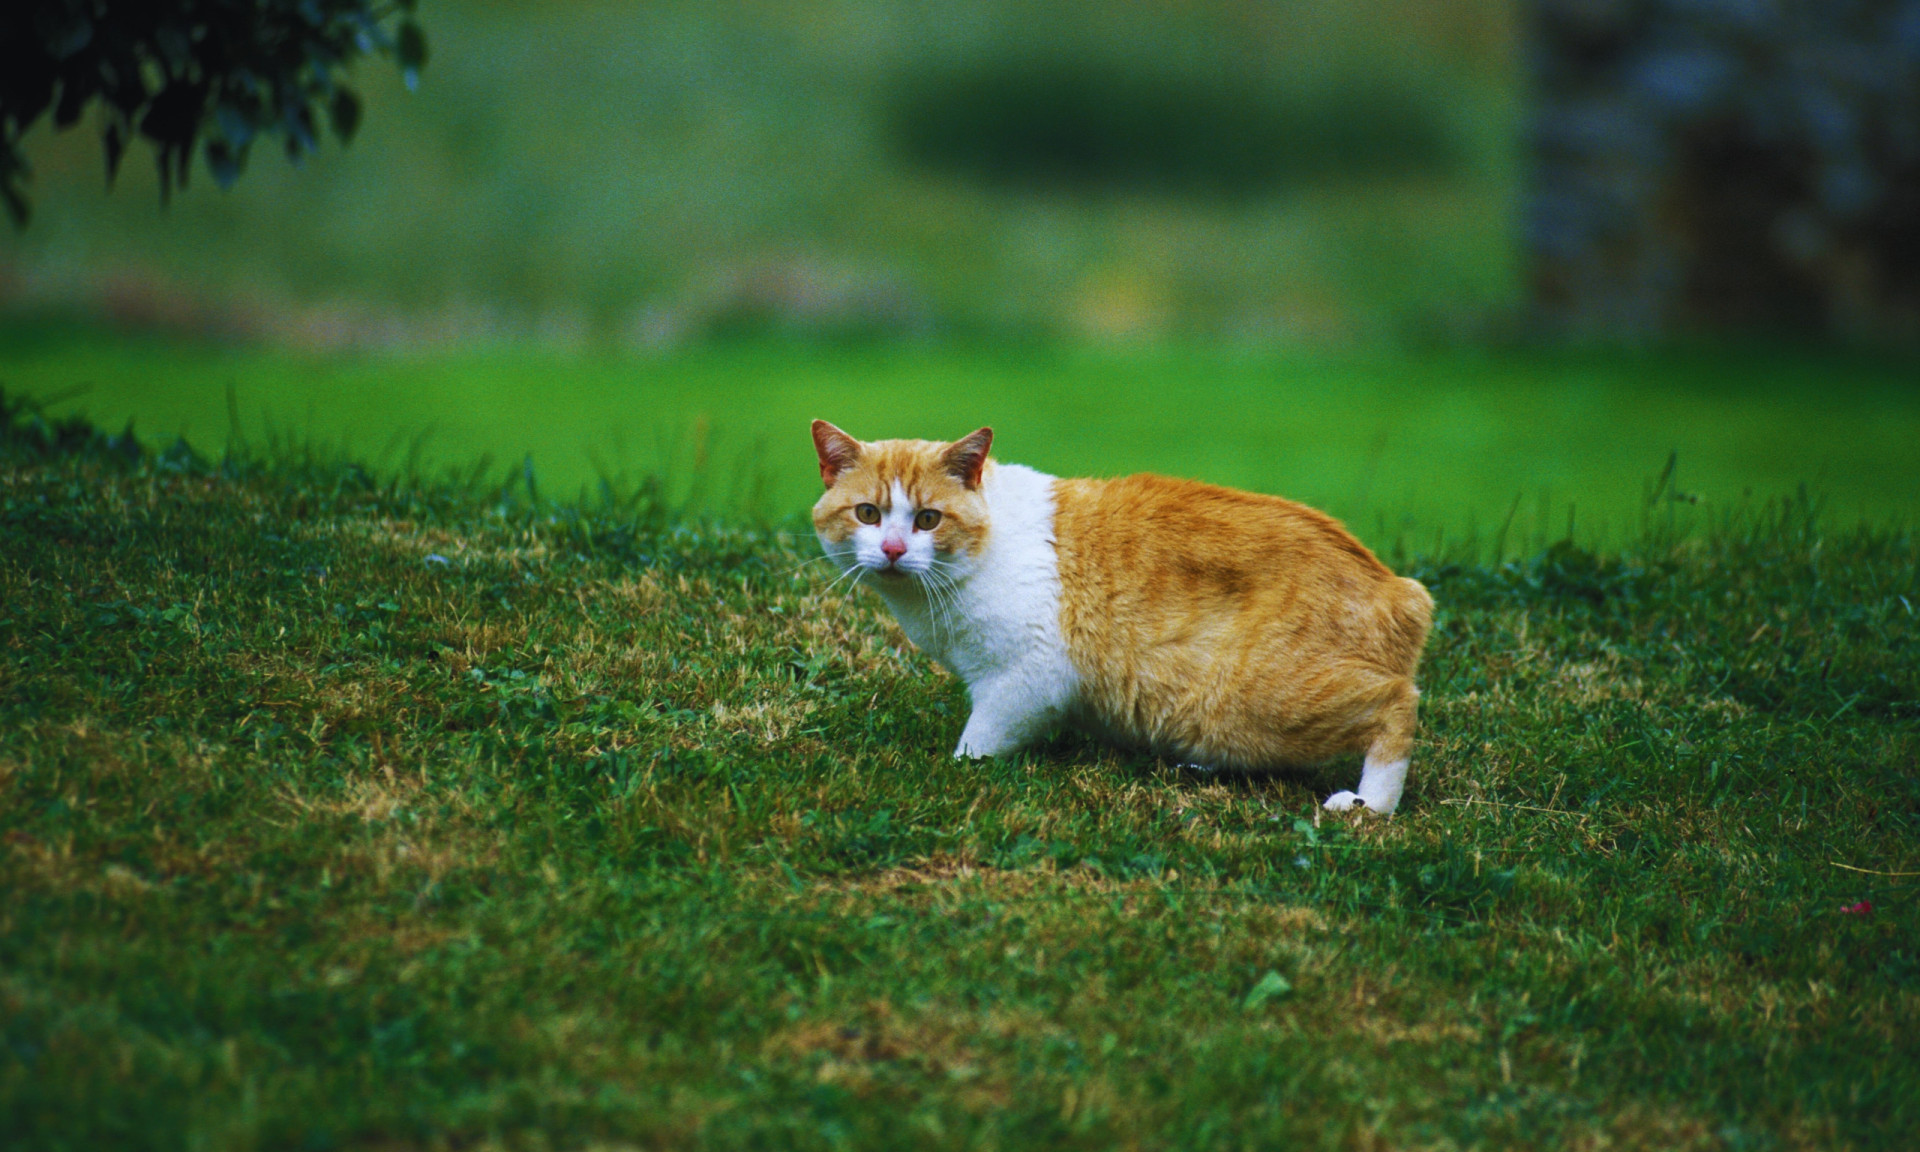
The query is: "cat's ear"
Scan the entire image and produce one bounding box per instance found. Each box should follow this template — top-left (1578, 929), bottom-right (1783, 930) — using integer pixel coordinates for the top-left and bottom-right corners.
top-left (942, 427), bottom-right (993, 489)
top-left (812, 420), bottom-right (863, 488)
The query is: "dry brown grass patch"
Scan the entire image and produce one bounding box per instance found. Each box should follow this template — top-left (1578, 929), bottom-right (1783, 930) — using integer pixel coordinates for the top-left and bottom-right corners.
top-left (766, 998), bottom-right (1053, 1107)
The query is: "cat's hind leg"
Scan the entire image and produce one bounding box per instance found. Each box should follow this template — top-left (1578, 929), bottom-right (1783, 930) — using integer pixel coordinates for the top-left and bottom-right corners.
top-left (1322, 750), bottom-right (1410, 816)
top-left (1322, 675), bottom-right (1419, 816)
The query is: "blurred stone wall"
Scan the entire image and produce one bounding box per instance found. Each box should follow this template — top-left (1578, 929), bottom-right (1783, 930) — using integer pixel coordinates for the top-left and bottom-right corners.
top-left (1527, 0), bottom-right (1920, 342)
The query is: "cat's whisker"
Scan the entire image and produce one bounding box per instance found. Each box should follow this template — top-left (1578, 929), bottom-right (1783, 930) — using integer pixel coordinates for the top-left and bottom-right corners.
top-left (817, 558), bottom-right (866, 598)
top-left (926, 569), bottom-right (966, 640)
top-left (830, 563), bottom-right (878, 595)
top-left (917, 570), bottom-right (959, 641)
top-left (910, 561), bottom-right (959, 626)
top-left (921, 559), bottom-right (962, 589)
top-left (783, 553), bottom-right (841, 578)
top-left (788, 547), bottom-right (866, 600)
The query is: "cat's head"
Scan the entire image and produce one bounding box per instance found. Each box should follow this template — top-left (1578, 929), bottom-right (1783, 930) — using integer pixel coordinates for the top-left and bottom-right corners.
top-left (810, 420), bottom-right (993, 579)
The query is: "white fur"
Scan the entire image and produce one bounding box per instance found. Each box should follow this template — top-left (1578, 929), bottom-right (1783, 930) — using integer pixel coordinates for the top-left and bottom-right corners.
top-left (820, 463), bottom-right (1080, 757)
top-left (1322, 754), bottom-right (1408, 815)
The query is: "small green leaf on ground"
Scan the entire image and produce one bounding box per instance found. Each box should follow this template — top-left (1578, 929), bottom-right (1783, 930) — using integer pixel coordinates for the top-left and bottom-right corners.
top-left (1243, 970), bottom-right (1294, 1011)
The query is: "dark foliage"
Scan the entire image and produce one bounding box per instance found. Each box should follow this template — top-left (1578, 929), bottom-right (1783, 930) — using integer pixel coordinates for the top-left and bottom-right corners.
top-left (1, 0), bottom-right (428, 226)
top-left (1527, 0), bottom-right (1920, 342)
top-left (892, 55), bottom-right (1454, 198)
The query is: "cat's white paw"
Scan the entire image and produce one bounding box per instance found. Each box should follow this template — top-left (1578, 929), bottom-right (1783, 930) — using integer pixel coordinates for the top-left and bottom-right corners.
top-left (1322, 790), bottom-right (1367, 812)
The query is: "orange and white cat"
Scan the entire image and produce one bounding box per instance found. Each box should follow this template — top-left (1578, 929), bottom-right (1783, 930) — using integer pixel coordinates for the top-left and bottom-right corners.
top-left (810, 421), bottom-right (1433, 815)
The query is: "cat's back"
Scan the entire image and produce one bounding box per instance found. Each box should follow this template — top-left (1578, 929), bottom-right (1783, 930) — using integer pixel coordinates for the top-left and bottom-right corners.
top-left (1050, 472), bottom-right (1431, 765)
top-left (1053, 472), bottom-right (1390, 582)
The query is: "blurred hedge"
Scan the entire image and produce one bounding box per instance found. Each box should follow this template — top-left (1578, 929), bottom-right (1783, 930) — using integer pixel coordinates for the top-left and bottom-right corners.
top-left (891, 55), bottom-right (1455, 197)
top-left (1528, 0), bottom-right (1920, 344)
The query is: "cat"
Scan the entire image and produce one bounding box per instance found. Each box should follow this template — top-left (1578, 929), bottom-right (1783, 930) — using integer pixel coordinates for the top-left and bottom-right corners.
top-left (809, 420), bottom-right (1433, 815)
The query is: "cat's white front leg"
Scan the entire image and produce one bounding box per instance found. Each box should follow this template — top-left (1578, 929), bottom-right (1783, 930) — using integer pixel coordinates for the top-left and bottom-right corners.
top-left (953, 672), bottom-right (1070, 759)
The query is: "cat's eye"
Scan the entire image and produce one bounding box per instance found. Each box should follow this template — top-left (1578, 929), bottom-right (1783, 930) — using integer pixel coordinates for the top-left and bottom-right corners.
top-left (854, 503), bottom-right (881, 525)
top-left (914, 509), bottom-right (943, 532)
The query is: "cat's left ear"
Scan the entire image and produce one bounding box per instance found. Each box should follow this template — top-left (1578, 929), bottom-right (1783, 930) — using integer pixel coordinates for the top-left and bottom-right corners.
top-left (812, 420), bottom-right (863, 488)
top-left (942, 427), bottom-right (993, 489)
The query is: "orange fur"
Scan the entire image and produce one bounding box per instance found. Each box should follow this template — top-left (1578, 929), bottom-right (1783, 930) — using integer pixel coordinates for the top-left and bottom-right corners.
top-left (1053, 474), bottom-right (1431, 770)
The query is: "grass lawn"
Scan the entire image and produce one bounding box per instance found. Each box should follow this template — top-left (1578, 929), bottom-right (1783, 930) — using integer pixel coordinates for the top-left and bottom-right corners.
top-left (2, 391), bottom-right (1916, 1149)
top-left (4, 328), bottom-right (1919, 560)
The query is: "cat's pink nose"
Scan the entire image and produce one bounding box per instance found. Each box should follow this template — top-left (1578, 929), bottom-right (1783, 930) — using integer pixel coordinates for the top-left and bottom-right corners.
top-left (881, 538), bottom-right (907, 562)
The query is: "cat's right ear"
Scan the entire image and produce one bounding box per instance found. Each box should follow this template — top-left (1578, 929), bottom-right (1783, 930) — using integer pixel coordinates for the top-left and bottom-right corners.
top-left (812, 420), bottom-right (862, 488)
top-left (942, 427), bottom-right (993, 489)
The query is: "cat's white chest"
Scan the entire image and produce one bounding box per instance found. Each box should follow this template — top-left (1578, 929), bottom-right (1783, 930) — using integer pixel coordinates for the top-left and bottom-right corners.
top-left (871, 465), bottom-right (1080, 751)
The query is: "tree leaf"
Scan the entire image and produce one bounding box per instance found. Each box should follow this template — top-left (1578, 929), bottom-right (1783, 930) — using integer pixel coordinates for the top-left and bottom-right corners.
top-left (205, 140), bottom-right (242, 190)
top-left (103, 122), bottom-right (127, 182)
top-left (2, 178), bottom-right (29, 229)
top-left (5, 0), bottom-right (427, 222)
top-left (397, 21), bottom-right (428, 70)
top-left (1242, 970), bottom-right (1293, 1012)
top-left (329, 88), bottom-right (362, 143)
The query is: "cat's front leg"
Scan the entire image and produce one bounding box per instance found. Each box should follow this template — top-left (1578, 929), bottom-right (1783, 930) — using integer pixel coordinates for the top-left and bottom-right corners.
top-left (953, 671), bottom-right (1072, 759)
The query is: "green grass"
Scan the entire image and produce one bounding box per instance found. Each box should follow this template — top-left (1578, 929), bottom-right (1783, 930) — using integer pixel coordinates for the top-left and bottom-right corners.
top-left (2, 392), bottom-right (1917, 1150)
top-left (3, 327), bottom-right (1919, 558)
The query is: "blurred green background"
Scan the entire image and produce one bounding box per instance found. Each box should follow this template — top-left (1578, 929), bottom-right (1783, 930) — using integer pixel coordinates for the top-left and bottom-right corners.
top-left (4, 0), bottom-right (1520, 341)
top-left (3, 0), bottom-right (1916, 546)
